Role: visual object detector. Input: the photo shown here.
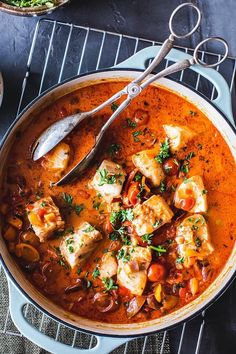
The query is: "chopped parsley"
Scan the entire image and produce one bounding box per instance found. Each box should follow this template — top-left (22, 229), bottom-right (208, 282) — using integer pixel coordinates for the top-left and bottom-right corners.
top-left (110, 209), bottom-right (134, 225)
top-left (132, 130), bottom-right (143, 142)
top-left (74, 204), bottom-right (85, 215)
top-left (126, 118), bottom-right (137, 128)
top-left (195, 237), bottom-right (202, 247)
top-left (62, 192), bottom-right (73, 206)
top-left (68, 245), bottom-right (74, 253)
top-left (111, 102), bottom-right (119, 112)
top-left (191, 224), bottom-right (199, 231)
top-left (61, 193), bottom-right (85, 216)
top-left (155, 139), bottom-right (170, 163)
top-left (159, 181), bottom-right (166, 193)
top-left (153, 219), bottom-right (163, 228)
top-left (92, 267), bottom-right (100, 279)
top-left (189, 110), bottom-right (197, 116)
top-left (41, 201), bottom-right (47, 207)
top-left (202, 189), bottom-right (208, 195)
top-left (134, 172), bottom-right (142, 181)
top-left (83, 225), bottom-right (95, 233)
top-left (117, 248), bottom-right (131, 263)
top-left (180, 161), bottom-right (190, 174)
top-left (93, 200), bottom-right (101, 210)
top-left (98, 169), bottom-right (122, 186)
top-left (108, 143), bottom-right (120, 157)
top-left (176, 257), bottom-right (184, 264)
top-left (109, 232), bottom-right (119, 241)
top-left (186, 151), bottom-right (196, 160)
top-left (141, 233), bottom-right (154, 245)
top-left (102, 278), bottom-right (118, 292)
top-left (77, 268), bottom-right (82, 275)
top-left (197, 143), bottom-right (203, 150)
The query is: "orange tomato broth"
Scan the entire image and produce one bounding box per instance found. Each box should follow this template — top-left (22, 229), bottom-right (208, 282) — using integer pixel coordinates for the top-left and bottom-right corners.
top-left (1, 80), bottom-right (236, 324)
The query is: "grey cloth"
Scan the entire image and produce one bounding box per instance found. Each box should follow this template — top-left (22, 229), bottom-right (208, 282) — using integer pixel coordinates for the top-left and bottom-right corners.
top-left (0, 266), bottom-right (170, 354)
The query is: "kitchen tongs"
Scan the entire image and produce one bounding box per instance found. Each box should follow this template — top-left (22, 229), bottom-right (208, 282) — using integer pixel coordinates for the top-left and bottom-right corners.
top-left (32, 3), bottom-right (228, 186)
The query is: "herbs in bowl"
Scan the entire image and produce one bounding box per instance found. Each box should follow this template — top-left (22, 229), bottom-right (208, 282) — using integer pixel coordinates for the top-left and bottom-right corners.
top-left (4, 0), bottom-right (57, 8)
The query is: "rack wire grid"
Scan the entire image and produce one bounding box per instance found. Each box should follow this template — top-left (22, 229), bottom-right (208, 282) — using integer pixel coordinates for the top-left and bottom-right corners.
top-left (1, 18), bottom-right (236, 354)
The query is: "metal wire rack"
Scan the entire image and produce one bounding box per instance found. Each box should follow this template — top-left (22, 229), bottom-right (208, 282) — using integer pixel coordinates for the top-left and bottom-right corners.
top-left (1, 18), bottom-right (236, 354)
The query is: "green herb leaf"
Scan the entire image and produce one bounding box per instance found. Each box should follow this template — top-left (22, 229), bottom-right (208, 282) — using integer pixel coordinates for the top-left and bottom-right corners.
top-left (155, 139), bottom-right (170, 163)
top-left (62, 192), bottom-right (73, 206)
top-left (102, 277), bottom-right (118, 292)
top-left (150, 245), bottom-right (167, 256)
top-left (111, 103), bottom-right (119, 112)
top-left (108, 143), bottom-right (120, 156)
top-left (141, 233), bottom-right (154, 245)
top-left (92, 267), bottom-right (100, 279)
top-left (98, 169), bottom-right (122, 186)
top-left (117, 248), bottom-right (131, 262)
top-left (126, 118), bottom-right (137, 128)
top-left (176, 256), bottom-right (184, 264)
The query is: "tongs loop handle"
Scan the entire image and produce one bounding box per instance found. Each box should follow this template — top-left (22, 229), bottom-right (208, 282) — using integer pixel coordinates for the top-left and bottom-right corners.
top-left (133, 2), bottom-right (201, 85)
top-left (169, 2), bottom-right (202, 39)
top-left (193, 37), bottom-right (229, 68)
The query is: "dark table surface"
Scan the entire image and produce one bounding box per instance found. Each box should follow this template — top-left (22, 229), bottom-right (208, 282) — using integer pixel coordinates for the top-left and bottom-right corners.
top-left (0, 1), bottom-right (236, 354)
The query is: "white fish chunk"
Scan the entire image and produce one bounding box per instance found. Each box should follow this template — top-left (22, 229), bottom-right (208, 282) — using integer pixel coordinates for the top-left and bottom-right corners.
top-left (99, 251), bottom-right (118, 278)
top-left (176, 214), bottom-right (214, 268)
top-left (132, 149), bottom-right (164, 187)
top-left (174, 175), bottom-right (208, 213)
top-left (163, 124), bottom-right (195, 152)
top-left (27, 196), bottom-right (64, 242)
top-left (42, 142), bottom-right (70, 175)
top-left (60, 222), bottom-right (102, 269)
top-left (132, 195), bottom-right (174, 236)
top-left (117, 246), bottom-right (152, 296)
top-left (90, 160), bottom-right (126, 203)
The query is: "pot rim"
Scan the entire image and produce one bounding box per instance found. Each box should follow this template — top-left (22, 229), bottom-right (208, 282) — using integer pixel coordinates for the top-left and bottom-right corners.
top-left (0, 68), bottom-right (236, 337)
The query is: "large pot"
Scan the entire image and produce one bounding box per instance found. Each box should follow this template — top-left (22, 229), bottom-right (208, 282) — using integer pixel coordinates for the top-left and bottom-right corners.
top-left (0, 47), bottom-right (236, 340)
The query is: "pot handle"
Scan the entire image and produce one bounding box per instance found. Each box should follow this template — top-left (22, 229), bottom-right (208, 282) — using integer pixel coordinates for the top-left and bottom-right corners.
top-left (8, 280), bottom-right (130, 354)
top-left (115, 46), bottom-right (234, 127)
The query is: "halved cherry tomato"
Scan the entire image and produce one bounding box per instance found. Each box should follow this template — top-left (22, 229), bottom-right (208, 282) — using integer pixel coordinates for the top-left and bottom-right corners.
top-left (37, 208), bottom-right (47, 220)
top-left (127, 182), bottom-right (140, 205)
top-left (105, 216), bottom-right (114, 234)
top-left (147, 263), bottom-right (166, 282)
top-left (163, 158), bottom-right (179, 176)
top-left (136, 235), bottom-right (148, 247)
top-left (179, 197), bottom-right (195, 211)
top-left (118, 286), bottom-right (131, 297)
top-left (134, 109), bottom-right (149, 126)
top-left (179, 287), bottom-right (188, 299)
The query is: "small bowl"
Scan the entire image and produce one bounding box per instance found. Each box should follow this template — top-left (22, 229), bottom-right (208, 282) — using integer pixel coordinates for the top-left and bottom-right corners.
top-left (0, 0), bottom-right (70, 16)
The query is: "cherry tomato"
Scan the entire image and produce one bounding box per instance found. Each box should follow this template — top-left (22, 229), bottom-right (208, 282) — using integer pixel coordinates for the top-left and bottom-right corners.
top-left (105, 216), bottom-right (114, 234)
top-left (179, 197), bottom-right (195, 211)
top-left (136, 235), bottom-right (148, 247)
top-left (127, 182), bottom-right (140, 205)
top-left (37, 208), bottom-right (47, 220)
top-left (179, 287), bottom-right (188, 299)
top-left (147, 263), bottom-right (166, 282)
top-left (134, 109), bottom-right (149, 126)
top-left (163, 158), bottom-right (179, 176)
top-left (118, 286), bottom-right (131, 297)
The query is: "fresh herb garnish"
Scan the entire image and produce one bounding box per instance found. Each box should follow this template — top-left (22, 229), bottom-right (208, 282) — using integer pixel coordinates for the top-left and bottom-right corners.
top-left (92, 267), bottom-right (100, 279)
top-left (134, 172), bottom-right (142, 181)
top-left (180, 161), bottom-right (190, 174)
top-left (150, 245), bottom-right (167, 256)
top-left (77, 268), bottom-right (82, 275)
top-left (126, 118), bottom-right (137, 128)
top-left (159, 181), bottom-right (166, 193)
top-left (83, 225), bottom-right (95, 233)
top-left (5, 0), bottom-right (56, 8)
top-left (111, 103), bottom-right (119, 112)
top-left (110, 209), bottom-right (134, 225)
top-left (102, 278), bottom-right (118, 292)
top-left (191, 225), bottom-right (199, 231)
top-left (41, 201), bottom-right (46, 207)
top-left (195, 237), bottom-right (202, 247)
top-left (176, 257), bottom-right (184, 264)
top-left (62, 192), bottom-right (73, 206)
top-left (202, 189), bottom-right (208, 195)
top-left (155, 139), bottom-right (170, 163)
top-left (61, 193), bottom-right (85, 216)
top-left (98, 169), bottom-right (122, 186)
top-left (108, 143), bottom-right (120, 157)
top-left (186, 151), bottom-right (196, 160)
top-left (117, 248), bottom-right (131, 262)
top-left (189, 110), bottom-right (197, 116)
top-left (141, 233), bottom-right (154, 245)
top-left (153, 219), bottom-right (163, 228)
top-left (132, 130), bottom-right (143, 142)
